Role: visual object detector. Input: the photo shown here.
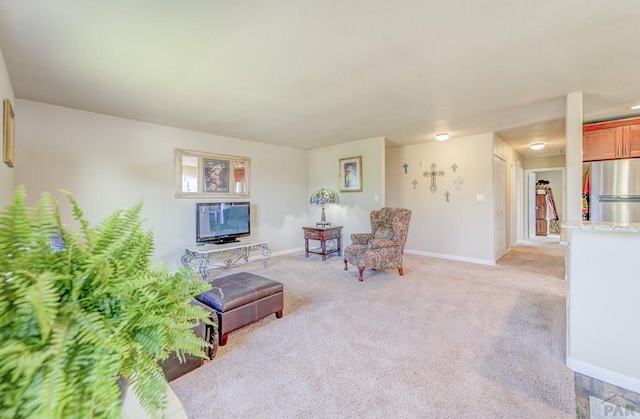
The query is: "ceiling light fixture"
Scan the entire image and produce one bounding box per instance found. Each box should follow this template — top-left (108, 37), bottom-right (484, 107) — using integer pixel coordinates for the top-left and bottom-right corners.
top-left (631, 105), bottom-right (640, 110)
top-left (434, 133), bottom-right (450, 141)
top-left (529, 143), bottom-right (545, 150)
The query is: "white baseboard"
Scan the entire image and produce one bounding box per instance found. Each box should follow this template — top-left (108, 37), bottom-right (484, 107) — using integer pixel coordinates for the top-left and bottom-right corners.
top-left (257, 247), bottom-right (302, 259)
top-left (251, 247), bottom-right (495, 266)
top-left (255, 247), bottom-right (498, 266)
top-left (567, 356), bottom-right (640, 393)
top-left (404, 249), bottom-right (495, 266)
top-left (249, 247), bottom-right (495, 266)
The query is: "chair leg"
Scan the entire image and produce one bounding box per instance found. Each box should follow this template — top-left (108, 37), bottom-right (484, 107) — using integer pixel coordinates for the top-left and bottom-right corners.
top-left (358, 266), bottom-right (365, 281)
top-left (398, 267), bottom-right (404, 276)
top-left (344, 260), bottom-right (348, 270)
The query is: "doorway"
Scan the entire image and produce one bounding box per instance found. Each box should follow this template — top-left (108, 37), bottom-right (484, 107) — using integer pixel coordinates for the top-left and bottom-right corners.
top-left (525, 167), bottom-right (565, 240)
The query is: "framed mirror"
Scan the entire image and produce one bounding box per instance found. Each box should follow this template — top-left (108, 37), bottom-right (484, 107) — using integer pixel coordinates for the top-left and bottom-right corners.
top-left (175, 148), bottom-right (250, 198)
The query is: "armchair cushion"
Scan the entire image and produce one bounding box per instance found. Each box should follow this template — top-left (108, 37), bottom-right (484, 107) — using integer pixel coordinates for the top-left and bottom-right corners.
top-left (368, 238), bottom-right (397, 249)
top-left (373, 227), bottom-right (394, 239)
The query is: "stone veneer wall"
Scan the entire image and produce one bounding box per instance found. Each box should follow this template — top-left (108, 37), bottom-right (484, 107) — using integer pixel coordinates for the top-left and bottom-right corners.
top-left (575, 373), bottom-right (639, 418)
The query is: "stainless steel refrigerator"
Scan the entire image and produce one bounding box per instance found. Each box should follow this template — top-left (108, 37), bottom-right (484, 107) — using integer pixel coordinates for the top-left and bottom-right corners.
top-left (590, 158), bottom-right (640, 223)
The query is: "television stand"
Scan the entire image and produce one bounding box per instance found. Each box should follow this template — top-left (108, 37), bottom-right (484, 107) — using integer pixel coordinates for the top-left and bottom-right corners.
top-left (181, 240), bottom-right (271, 280)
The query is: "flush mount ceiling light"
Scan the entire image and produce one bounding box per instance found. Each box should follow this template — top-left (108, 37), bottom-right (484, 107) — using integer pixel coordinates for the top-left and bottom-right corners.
top-left (529, 143), bottom-right (545, 150)
top-left (631, 105), bottom-right (640, 110)
top-left (434, 133), bottom-right (450, 141)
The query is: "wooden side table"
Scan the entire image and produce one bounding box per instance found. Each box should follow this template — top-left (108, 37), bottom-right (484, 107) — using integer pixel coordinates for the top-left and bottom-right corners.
top-left (303, 226), bottom-right (343, 261)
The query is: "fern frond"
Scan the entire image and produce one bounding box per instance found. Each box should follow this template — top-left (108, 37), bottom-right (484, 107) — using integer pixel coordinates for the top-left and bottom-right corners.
top-left (57, 189), bottom-right (92, 244)
top-left (12, 270), bottom-right (60, 341)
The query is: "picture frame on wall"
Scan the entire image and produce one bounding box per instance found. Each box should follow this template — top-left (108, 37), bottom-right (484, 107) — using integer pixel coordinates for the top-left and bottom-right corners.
top-left (3, 99), bottom-right (15, 168)
top-left (339, 155), bottom-right (362, 192)
top-left (174, 148), bottom-right (250, 198)
top-left (203, 158), bottom-right (230, 193)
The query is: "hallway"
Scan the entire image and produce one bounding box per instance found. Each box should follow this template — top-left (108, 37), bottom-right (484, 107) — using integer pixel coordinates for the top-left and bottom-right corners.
top-left (498, 239), bottom-right (566, 280)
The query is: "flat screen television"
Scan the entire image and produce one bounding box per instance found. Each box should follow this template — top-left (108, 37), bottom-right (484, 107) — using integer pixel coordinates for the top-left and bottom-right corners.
top-left (195, 202), bottom-right (250, 244)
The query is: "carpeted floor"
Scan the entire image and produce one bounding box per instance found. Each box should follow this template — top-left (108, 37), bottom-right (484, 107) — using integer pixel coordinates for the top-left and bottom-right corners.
top-left (170, 242), bottom-right (575, 418)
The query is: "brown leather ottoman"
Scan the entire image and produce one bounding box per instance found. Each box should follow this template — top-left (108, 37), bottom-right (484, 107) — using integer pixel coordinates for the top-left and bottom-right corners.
top-left (196, 272), bottom-right (283, 347)
top-left (161, 300), bottom-right (218, 381)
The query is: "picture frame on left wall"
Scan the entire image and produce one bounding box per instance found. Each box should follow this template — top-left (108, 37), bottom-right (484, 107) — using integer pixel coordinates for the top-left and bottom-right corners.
top-left (3, 99), bottom-right (15, 168)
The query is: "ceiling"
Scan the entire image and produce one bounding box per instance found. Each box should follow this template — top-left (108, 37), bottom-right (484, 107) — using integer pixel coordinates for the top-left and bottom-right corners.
top-left (1, 1), bottom-right (640, 156)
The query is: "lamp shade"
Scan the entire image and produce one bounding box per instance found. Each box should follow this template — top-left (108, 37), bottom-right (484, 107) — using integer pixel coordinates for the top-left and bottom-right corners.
top-left (309, 188), bottom-right (339, 206)
top-left (309, 188), bottom-right (339, 227)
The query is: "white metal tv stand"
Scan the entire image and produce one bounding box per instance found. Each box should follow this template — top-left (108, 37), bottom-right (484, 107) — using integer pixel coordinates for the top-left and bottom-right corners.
top-left (181, 240), bottom-right (271, 280)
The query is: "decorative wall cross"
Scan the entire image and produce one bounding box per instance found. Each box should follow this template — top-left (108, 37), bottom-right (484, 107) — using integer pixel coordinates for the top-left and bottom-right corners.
top-left (411, 179), bottom-right (418, 189)
top-left (445, 191), bottom-right (450, 202)
top-left (423, 163), bottom-right (445, 193)
top-left (453, 176), bottom-right (464, 190)
top-left (402, 163), bottom-right (409, 174)
top-left (451, 164), bottom-right (458, 173)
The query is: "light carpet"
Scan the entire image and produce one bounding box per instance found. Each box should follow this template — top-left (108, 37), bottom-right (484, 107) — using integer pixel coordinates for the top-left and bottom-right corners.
top-left (170, 243), bottom-right (575, 418)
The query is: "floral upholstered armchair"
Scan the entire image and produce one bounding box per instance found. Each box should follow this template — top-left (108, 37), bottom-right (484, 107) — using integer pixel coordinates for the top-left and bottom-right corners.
top-left (343, 207), bottom-right (412, 281)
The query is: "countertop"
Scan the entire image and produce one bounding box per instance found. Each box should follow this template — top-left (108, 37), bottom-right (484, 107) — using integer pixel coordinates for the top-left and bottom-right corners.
top-left (560, 221), bottom-right (640, 245)
top-left (561, 221), bottom-right (640, 233)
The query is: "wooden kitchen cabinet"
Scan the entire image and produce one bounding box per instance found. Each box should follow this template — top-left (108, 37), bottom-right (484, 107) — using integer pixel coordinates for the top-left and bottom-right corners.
top-left (583, 117), bottom-right (640, 161)
top-left (583, 127), bottom-right (619, 161)
top-left (628, 124), bottom-right (640, 158)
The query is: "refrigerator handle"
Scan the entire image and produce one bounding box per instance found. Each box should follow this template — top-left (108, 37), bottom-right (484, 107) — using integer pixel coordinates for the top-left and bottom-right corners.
top-left (598, 195), bottom-right (640, 203)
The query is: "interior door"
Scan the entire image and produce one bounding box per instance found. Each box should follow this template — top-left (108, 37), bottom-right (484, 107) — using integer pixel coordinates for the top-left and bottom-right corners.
top-left (535, 193), bottom-right (548, 236)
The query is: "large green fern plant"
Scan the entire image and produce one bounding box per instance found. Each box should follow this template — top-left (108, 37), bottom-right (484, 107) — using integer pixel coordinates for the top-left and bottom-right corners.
top-left (0, 186), bottom-right (211, 418)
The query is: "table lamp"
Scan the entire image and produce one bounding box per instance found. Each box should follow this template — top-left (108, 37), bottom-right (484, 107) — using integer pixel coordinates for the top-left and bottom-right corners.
top-left (309, 188), bottom-right (339, 227)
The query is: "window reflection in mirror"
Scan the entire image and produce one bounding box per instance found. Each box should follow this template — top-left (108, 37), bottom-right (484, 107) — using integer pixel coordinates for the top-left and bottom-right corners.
top-left (181, 155), bottom-right (198, 193)
top-left (175, 149), bottom-right (250, 198)
top-left (233, 161), bottom-right (246, 194)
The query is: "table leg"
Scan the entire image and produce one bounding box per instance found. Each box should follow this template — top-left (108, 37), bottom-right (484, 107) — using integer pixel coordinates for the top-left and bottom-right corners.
top-left (337, 236), bottom-right (342, 256)
top-left (321, 239), bottom-right (327, 261)
top-left (261, 244), bottom-right (271, 267)
top-left (197, 254), bottom-right (210, 281)
top-left (305, 238), bottom-right (309, 258)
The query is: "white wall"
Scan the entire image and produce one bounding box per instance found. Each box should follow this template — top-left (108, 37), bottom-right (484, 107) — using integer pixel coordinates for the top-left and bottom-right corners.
top-left (14, 100), bottom-right (308, 270)
top-left (522, 155), bottom-right (566, 170)
top-left (0, 46), bottom-right (15, 208)
top-left (3, 93), bottom-right (541, 269)
top-left (307, 136), bottom-right (385, 244)
top-left (386, 133), bottom-right (496, 264)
